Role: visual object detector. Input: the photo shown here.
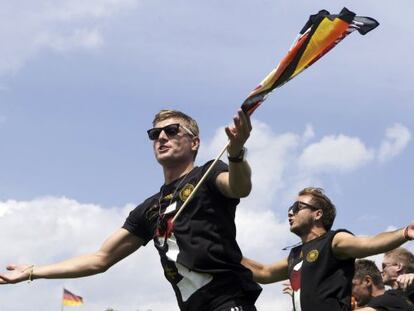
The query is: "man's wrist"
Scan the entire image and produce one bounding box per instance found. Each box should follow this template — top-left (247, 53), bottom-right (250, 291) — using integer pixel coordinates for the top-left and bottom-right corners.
top-left (404, 226), bottom-right (413, 241)
top-left (227, 147), bottom-right (247, 163)
top-left (24, 265), bottom-right (35, 283)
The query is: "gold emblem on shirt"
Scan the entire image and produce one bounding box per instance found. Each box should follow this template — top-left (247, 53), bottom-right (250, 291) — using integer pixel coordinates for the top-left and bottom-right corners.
top-left (179, 183), bottom-right (194, 202)
top-left (306, 249), bottom-right (319, 263)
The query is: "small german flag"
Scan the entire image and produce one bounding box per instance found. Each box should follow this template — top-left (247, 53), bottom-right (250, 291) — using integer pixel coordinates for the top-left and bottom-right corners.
top-left (63, 288), bottom-right (84, 306)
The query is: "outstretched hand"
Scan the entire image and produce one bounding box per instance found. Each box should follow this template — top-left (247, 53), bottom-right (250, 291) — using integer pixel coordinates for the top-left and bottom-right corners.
top-left (405, 221), bottom-right (414, 240)
top-left (0, 264), bottom-right (33, 284)
top-left (282, 280), bottom-right (293, 297)
top-left (397, 273), bottom-right (414, 290)
top-left (225, 109), bottom-right (252, 156)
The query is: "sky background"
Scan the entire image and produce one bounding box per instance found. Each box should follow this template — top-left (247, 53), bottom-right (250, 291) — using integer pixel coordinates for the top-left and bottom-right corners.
top-left (1, 1), bottom-right (413, 310)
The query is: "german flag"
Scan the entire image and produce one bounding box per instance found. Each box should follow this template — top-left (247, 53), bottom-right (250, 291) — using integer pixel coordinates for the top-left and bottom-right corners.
top-left (63, 288), bottom-right (84, 306)
top-left (241, 7), bottom-right (379, 116)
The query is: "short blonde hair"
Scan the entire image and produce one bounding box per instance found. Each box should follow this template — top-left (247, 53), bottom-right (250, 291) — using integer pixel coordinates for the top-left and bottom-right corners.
top-left (152, 109), bottom-right (199, 137)
top-left (384, 247), bottom-right (414, 273)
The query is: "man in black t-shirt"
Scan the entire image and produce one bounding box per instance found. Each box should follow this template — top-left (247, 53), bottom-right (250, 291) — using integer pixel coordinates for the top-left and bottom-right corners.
top-left (352, 259), bottom-right (413, 311)
top-left (0, 109), bottom-right (261, 311)
top-left (242, 187), bottom-right (414, 311)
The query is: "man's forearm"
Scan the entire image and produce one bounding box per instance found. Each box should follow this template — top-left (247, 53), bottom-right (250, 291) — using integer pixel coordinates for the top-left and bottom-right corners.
top-left (241, 256), bottom-right (289, 284)
top-left (228, 160), bottom-right (252, 198)
top-left (335, 228), bottom-right (409, 259)
top-left (32, 252), bottom-right (110, 280)
top-left (360, 228), bottom-right (408, 258)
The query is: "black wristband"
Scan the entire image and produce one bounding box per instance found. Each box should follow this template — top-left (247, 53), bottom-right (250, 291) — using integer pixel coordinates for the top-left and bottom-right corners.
top-left (228, 147), bottom-right (246, 163)
top-left (404, 226), bottom-right (413, 241)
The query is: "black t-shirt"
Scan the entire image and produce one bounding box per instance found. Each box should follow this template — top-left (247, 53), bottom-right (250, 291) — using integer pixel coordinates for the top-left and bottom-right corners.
top-left (123, 160), bottom-right (261, 310)
top-left (406, 284), bottom-right (414, 305)
top-left (367, 290), bottom-right (414, 311)
top-left (288, 229), bottom-right (355, 311)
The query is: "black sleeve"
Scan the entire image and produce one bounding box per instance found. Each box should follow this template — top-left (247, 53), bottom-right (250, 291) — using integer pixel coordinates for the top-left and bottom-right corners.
top-left (202, 159), bottom-right (240, 206)
top-left (122, 197), bottom-right (158, 245)
top-left (201, 160), bottom-right (228, 193)
top-left (204, 159), bottom-right (229, 184)
top-left (367, 291), bottom-right (412, 311)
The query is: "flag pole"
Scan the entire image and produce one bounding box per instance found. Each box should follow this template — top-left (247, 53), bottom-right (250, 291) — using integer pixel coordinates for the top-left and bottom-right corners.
top-left (61, 288), bottom-right (64, 311)
top-left (171, 141), bottom-right (229, 223)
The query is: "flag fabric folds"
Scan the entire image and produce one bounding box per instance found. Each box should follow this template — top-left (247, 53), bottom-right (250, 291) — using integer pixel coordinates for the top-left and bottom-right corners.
top-left (63, 288), bottom-right (84, 306)
top-left (241, 7), bottom-right (379, 116)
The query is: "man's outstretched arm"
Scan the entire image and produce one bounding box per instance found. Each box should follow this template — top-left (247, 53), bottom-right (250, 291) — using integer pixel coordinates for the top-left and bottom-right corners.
top-left (332, 221), bottom-right (414, 260)
top-left (0, 228), bottom-right (143, 284)
top-left (241, 256), bottom-right (289, 284)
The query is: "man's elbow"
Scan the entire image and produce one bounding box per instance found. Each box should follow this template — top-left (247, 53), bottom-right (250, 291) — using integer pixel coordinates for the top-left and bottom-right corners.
top-left (91, 252), bottom-right (114, 273)
top-left (231, 182), bottom-right (252, 198)
top-left (253, 269), bottom-right (275, 284)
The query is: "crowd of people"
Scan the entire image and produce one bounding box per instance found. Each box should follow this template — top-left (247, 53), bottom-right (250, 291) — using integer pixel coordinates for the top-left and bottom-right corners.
top-left (0, 109), bottom-right (413, 311)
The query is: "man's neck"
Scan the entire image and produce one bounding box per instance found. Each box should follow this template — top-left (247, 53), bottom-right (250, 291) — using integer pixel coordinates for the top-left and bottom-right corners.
top-left (371, 286), bottom-right (385, 297)
top-left (301, 227), bottom-right (327, 243)
top-left (163, 161), bottom-right (195, 184)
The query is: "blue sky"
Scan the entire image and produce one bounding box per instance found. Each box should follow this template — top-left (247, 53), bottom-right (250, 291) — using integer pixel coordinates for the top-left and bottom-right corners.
top-left (1, 1), bottom-right (413, 310)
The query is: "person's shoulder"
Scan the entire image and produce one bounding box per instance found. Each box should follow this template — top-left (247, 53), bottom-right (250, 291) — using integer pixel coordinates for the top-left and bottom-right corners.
top-left (369, 290), bottom-right (413, 309)
top-left (197, 160), bottom-right (228, 180)
top-left (201, 159), bottom-right (228, 169)
top-left (129, 191), bottom-right (160, 212)
top-left (330, 229), bottom-right (354, 243)
top-left (333, 228), bottom-right (354, 236)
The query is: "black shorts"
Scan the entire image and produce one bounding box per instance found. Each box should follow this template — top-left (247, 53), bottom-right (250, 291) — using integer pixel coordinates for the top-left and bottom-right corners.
top-left (210, 298), bottom-right (257, 311)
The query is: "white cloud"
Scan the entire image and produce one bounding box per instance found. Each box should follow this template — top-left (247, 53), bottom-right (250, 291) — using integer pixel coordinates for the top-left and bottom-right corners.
top-left (0, 0), bottom-right (139, 75)
top-left (298, 135), bottom-right (375, 173)
top-left (302, 124), bottom-right (315, 143)
top-left (377, 124), bottom-right (411, 163)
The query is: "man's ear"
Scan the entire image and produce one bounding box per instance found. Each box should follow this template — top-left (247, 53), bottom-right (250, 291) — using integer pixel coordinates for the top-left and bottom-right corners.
top-left (364, 275), bottom-right (373, 287)
top-left (396, 263), bottom-right (404, 274)
top-left (315, 209), bottom-right (323, 221)
top-left (191, 136), bottom-right (200, 152)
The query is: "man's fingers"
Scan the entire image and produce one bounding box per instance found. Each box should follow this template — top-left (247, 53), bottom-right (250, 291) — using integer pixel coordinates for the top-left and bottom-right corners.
top-left (239, 109), bottom-right (252, 131)
top-left (0, 274), bottom-right (10, 284)
top-left (225, 126), bottom-right (235, 139)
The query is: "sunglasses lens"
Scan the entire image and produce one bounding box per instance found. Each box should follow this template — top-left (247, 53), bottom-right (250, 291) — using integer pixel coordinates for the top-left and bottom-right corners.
top-left (164, 124), bottom-right (180, 136)
top-left (288, 202), bottom-right (301, 214)
top-left (147, 128), bottom-right (162, 140)
top-left (288, 202), bottom-right (296, 214)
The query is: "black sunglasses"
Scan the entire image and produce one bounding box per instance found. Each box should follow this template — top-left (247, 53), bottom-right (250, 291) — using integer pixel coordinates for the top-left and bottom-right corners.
top-left (288, 201), bottom-right (320, 214)
top-left (147, 123), bottom-right (194, 141)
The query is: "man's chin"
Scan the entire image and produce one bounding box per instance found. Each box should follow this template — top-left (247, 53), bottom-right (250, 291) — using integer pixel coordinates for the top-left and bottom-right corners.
top-left (289, 225), bottom-right (300, 235)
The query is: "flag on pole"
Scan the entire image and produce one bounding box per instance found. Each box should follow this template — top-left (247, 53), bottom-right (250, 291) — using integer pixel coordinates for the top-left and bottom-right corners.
top-left (63, 288), bottom-right (84, 306)
top-left (241, 7), bottom-right (379, 116)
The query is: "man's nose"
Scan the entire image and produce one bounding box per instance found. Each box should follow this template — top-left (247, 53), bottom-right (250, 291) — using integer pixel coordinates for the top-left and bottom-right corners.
top-left (157, 129), bottom-right (169, 141)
